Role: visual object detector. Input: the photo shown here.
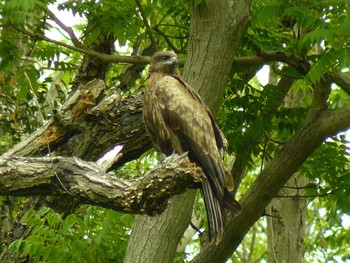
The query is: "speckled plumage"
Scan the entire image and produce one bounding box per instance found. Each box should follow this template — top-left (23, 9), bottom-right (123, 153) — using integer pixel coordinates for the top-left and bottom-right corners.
top-left (143, 51), bottom-right (241, 243)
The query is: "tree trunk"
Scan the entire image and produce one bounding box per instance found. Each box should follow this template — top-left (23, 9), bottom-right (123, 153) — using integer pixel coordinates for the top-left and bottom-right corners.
top-left (124, 190), bottom-right (197, 263)
top-left (124, 0), bottom-right (251, 262)
top-left (266, 75), bottom-right (309, 263)
top-left (266, 175), bottom-right (308, 263)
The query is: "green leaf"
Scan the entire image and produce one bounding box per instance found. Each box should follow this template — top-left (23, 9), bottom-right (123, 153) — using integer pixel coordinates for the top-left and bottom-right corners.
top-left (305, 48), bottom-right (338, 84)
top-left (9, 239), bottom-right (24, 253)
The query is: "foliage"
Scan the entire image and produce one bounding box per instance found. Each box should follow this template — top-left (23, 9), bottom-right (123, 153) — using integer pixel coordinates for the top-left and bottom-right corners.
top-left (305, 200), bottom-right (350, 262)
top-left (9, 206), bottom-right (134, 263)
top-left (0, 0), bottom-right (350, 262)
top-left (249, 0), bottom-right (350, 84)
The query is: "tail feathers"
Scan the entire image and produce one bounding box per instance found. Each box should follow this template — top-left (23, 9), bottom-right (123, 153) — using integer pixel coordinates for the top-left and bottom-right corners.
top-left (201, 185), bottom-right (242, 244)
top-left (201, 180), bottom-right (225, 244)
top-left (224, 188), bottom-right (242, 216)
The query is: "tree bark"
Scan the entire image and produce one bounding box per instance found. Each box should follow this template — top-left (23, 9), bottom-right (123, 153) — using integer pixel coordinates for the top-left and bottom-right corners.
top-left (0, 154), bottom-right (203, 214)
top-left (124, 190), bottom-right (197, 263)
top-left (265, 74), bottom-right (309, 263)
top-left (266, 175), bottom-right (307, 263)
top-left (124, 0), bottom-right (251, 262)
top-left (2, 79), bottom-right (151, 165)
top-left (0, 75), bottom-right (151, 262)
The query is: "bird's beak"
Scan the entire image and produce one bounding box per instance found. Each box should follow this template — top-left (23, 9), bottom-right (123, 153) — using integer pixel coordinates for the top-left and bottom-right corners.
top-left (165, 57), bottom-right (178, 66)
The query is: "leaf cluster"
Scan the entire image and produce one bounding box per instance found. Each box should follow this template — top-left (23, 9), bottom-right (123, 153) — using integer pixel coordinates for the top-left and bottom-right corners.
top-left (301, 136), bottom-right (350, 214)
top-left (9, 206), bottom-right (134, 263)
top-left (247, 0), bottom-right (350, 84)
top-left (1, 0), bottom-right (350, 261)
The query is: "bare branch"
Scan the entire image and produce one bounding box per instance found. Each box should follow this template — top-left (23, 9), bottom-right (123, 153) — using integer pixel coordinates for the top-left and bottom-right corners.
top-left (12, 25), bottom-right (151, 65)
top-left (333, 72), bottom-right (350, 95)
top-left (233, 51), bottom-right (310, 74)
top-left (152, 25), bottom-right (181, 53)
top-left (0, 154), bottom-right (204, 215)
top-left (2, 79), bottom-right (150, 167)
top-left (45, 7), bottom-right (83, 47)
top-left (2, 79), bottom-right (106, 158)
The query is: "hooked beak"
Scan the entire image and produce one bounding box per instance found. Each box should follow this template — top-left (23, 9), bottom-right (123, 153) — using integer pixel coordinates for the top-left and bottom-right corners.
top-left (164, 57), bottom-right (178, 67)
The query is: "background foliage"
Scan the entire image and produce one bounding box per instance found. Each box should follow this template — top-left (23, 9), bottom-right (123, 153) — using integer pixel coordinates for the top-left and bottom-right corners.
top-left (0, 0), bottom-right (350, 262)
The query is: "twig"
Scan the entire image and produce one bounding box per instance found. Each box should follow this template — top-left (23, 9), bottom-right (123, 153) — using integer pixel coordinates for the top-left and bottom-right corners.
top-left (135, 0), bottom-right (158, 50)
top-left (45, 7), bottom-right (83, 47)
top-left (283, 184), bottom-right (317, 189)
top-left (276, 191), bottom-right (333, 198)
top-left (153, 25), bottom-right (181, 53)
top-left (189, 221), bottom-right (203, 235)
top-left (12, 25), bottom-right (151, 65)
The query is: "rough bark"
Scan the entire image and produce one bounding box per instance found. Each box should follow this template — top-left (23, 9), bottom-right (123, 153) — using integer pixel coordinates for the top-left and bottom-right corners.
top-left (0, 80), bottom-right (151, 261)
top-left (124, 0), bottom-right (251, 262)
top-left (0, 154), bottom-right (203, 214)
top-left (183, 0), bottom-right (251, 113)
top-left (266, 175), bottom-right (308, 263)
top-left (265, 75), bottom-right (309, 263)
top-left (124, 190), bottom-right (197, 263)
top-left (2, 79), bottom-right (151, 165)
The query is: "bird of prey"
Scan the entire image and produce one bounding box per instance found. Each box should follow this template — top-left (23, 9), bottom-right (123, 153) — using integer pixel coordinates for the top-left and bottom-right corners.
top-left (142, 51), bottom-right (241, 243)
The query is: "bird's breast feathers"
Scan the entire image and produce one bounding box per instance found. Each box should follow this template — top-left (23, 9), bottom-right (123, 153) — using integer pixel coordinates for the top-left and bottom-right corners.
top-left (144, 74), bottom-right (220, 158)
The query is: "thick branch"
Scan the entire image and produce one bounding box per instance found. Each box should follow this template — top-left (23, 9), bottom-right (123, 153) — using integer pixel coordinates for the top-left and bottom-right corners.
top-left (2, 79), bottom-right (151, 166)
top-left (192, 105), bottom-right (350, 262)
top-left (0, 154), bottom-right (203, 214)
top-left (333, 72), bottom-right (350, 95)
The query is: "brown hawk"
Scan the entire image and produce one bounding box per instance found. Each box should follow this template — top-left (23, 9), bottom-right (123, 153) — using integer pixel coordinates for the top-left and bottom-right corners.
top-left (142, 51), bottom-right (241, 243)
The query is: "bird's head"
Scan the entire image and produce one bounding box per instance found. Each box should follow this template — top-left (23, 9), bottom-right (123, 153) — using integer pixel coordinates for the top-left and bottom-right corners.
top-left (148, 51), bottom-right (179, 76)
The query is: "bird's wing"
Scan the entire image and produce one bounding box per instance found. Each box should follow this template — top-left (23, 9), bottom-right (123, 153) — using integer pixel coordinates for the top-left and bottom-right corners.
top-left (152, 75), bottom-right (227, 241)
top-left (153, 76), bottom-right (226, 191)
top-left (172, 76), bottom-right (224, 152)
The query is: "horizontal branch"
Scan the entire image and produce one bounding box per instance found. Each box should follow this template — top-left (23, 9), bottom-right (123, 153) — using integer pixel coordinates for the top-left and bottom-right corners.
top-left (12, 25), bottom-right (151, 65)
top-left (12, 24), bottom-right (350, 94)
top-left (0, 154), bottom-right (204, 215)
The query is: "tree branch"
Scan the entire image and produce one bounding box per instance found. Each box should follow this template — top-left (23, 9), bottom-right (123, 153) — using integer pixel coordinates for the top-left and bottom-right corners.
top-left (0, 154), bottom-right (204, 215)
top-left (152, 25), bottom-right (182, 53)
top-left (192, 105), bottom-right (350, 262)
top-left (45, 7), bottom-right (83, 47)
top-left (2, 79), bottom-right (151, 167)
top-left (12, 25), bottom-right (151, 65)
top-left (13, 20), bottom-right (350, 95)
top-left (135, 0), bottom-right (158, 50)
top-left (232, 52), bottom-right (350, 95)
top-left (2, 79), bottom-right (105, 158)
top-left (333, 72), bottom-right (350, 95)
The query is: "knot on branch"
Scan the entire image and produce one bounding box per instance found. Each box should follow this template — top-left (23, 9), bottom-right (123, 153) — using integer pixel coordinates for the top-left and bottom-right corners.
top-left (127, 153), bottom-right (204, 215)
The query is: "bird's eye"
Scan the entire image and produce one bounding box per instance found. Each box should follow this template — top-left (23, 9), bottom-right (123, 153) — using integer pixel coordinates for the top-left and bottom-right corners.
top-left (162, 56), bottom-right (169, 60)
